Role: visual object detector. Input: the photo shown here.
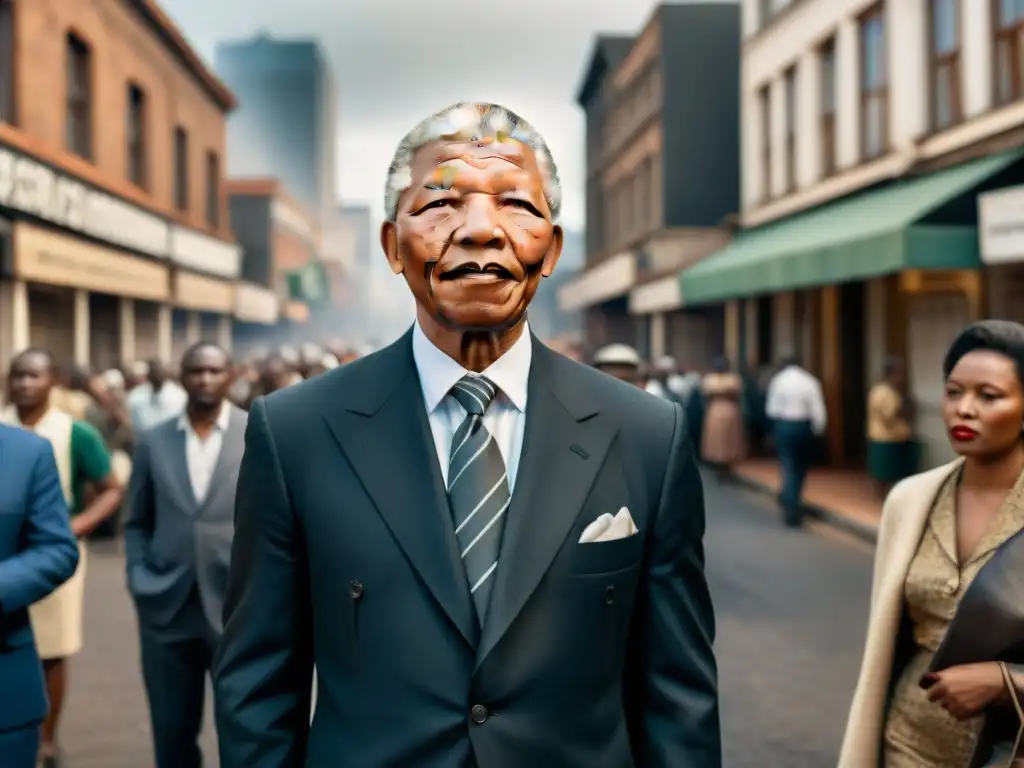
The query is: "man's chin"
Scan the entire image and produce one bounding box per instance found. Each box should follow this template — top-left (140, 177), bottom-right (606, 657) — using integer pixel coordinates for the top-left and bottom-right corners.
top-left (435, 304), bottom-right (525, 334)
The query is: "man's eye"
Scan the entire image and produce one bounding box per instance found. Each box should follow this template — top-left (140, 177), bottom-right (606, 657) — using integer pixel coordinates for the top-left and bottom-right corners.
top-left (418, 199), bottom-right (452, 213)
top-left (503, 199), bottom-right (540, 215)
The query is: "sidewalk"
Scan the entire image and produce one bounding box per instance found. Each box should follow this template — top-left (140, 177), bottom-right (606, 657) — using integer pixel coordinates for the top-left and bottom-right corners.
top-left (730, 459), bottom-right (882, 543)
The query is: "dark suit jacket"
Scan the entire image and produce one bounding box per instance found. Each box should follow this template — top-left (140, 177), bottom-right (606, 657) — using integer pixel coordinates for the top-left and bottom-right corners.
top-left (123, 405), bottom-right (247, 638)
top-left (214, 330), bottom-right (720, 767)
top-left (0, 424), bottom-right (79, 731)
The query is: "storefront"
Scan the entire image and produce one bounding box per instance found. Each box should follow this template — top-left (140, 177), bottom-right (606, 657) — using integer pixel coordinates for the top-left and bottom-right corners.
top-left (678, 150), bottom-right (1020, 469)
top-left (980, 184), bottom-right (1024, 321)
top-left (557, 252), bottom-right (638, 351)
top-left (10, 222), bottom-right (170, 367)
top-left (172, 270), bottom-right (235, 354)
top-left (233, 282), bottom-right (280, 352)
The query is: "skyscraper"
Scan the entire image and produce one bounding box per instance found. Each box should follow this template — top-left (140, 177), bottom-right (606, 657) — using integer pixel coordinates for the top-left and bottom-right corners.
top-left (215, 32), bottom-right (336, 219)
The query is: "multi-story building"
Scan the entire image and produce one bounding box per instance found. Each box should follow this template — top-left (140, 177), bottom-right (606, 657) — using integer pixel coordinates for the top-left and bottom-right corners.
top-left (320, 203), bottom-right (372, 322)
top-left (0, 0), bottom-right (242, 370)
top-left (559, 2), bottom-right (742, 364)
top-left (215, 34), bottom-right (337, 222)
top-left (227, 178), bottom-right (325, 349)
top-left (678, 0), bottom-right (1024, 470)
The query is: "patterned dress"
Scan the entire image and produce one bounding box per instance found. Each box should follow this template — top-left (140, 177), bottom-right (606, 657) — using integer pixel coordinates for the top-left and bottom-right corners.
top-left (883, 466), bottom-right (1024, 766)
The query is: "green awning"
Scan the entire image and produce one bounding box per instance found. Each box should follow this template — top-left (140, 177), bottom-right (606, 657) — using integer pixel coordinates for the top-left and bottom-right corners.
top-left (679, 150), bottom-right (1024, 305)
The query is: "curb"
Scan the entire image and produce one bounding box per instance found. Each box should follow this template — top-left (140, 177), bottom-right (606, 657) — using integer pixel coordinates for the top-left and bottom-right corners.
top-left (727, 471), bottom-right (879, 545)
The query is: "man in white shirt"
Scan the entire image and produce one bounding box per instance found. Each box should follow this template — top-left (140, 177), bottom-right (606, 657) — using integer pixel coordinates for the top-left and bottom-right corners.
top-left (215, 102), bottom-right (719, 767)
top-left (126, 359), bottom-right (187, 434)
top-left (765, 355), bottom-right (828, 527)
top-left (124, 343), bottom-right (247, 768)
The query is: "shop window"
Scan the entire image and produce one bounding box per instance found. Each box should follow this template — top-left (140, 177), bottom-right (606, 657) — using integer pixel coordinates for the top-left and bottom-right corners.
top-left (0, 1), bottom-right (13, 125)
top-left (860, 5), bottom-right (888, 160)
top-left (993, 0), bottom-right (1024, 106)
top-left (759, 85), bottom-right (772, 200)
top-left (205, 150), bottom-right (220, 228)
top-left (820, 37), bottom-right (837, 176)
top-left (783, 65), bottom-right (797, 193)
top-left (127, 82), bottom-right (147, 188)
top-left (66, 32), bottom-right (92, 159)
top-left (929, 0), bottom-right (961, 130)
top-left (173, 126), bottom-right (188, 211)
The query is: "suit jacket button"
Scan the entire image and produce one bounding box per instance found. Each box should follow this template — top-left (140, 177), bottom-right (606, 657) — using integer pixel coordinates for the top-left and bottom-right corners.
top-left (604, 586), bottom-right (615, 604)
top-left (348, 580), bottom-right (363, 599)
top-left (470, 704), bottom-right (489, 724)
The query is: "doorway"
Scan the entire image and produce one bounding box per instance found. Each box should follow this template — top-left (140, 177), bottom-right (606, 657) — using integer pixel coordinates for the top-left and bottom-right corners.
top-left (838, 281), bottom-right (867, 467)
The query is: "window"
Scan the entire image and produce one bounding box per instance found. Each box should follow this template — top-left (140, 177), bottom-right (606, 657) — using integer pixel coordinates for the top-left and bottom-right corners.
top-left (759, 85), bottom-right (772, 200)
top-left (126, 83), bottom-right (147, 188)
top-left (929, 0), bottom-right (961, 130)
top-left (66, 33), bottom-right (92, 159)
top-left (820, 38), bottom-right (837, 175)
top-left (860, 6), bottom-right (888, 160)
top-left (173, 126), bottom-right (188, 211)
top-left (0, 1), bottom-right (13, 125)
top-left (993, 0), bottom-right (1024, 106)
top-left (784, 66), bottom-right (797, 192)
top-left (205, 150), bottom-right (220, 228)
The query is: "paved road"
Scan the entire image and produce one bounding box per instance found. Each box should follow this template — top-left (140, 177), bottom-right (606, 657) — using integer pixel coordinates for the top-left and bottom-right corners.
top-left (59, 474), bottom-right (872, 767)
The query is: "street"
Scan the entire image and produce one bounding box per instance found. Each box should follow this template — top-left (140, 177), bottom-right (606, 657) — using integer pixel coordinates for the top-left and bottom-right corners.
top-left (59, 474), bottom-right (872, 767)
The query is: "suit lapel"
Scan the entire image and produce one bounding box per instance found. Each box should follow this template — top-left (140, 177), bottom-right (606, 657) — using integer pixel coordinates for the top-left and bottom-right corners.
top-left (476, 340), bottom-right (616, 667)
top-left (322, 330), bottom-right (478, 648)
top-left (167, 427), bottom-right (200, 512)
top-left (199, 407), bottom-right (245, 513)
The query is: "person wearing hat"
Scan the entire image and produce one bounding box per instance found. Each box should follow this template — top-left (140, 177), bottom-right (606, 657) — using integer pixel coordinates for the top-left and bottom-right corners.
top-left (591, 343), bottom-right (644, 387)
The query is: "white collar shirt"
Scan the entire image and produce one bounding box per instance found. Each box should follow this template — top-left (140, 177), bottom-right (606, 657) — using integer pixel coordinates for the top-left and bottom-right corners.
top-left (176, 402), bottom-right (231, 504)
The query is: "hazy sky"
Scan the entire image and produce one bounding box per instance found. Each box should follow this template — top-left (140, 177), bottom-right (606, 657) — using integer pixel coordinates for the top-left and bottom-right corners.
top-left (160, 0), bottom-right (732, 232)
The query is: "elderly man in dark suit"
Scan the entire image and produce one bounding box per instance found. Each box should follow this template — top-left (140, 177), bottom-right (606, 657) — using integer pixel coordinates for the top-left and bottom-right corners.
top-left (124, 342), bottom-right (246, 768)
top-left (0, 424), bottom-right (79, 767)
top-left (214, 102), bottom-right (720, 767)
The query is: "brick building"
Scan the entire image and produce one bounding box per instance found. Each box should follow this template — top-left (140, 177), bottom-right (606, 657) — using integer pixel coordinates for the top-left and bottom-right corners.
top-left (0, 0), bottom-right (243, 371)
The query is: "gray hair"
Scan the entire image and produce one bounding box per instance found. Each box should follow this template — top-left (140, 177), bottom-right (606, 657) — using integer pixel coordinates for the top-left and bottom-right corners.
top-left (383, 102), bottom-right (562, 222)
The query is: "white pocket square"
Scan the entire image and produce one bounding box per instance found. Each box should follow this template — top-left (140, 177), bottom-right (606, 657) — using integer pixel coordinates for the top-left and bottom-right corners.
top-left (579, 507), bottom-right (638, 543)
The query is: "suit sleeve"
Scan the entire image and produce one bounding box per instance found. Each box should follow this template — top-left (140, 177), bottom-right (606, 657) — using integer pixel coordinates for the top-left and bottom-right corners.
top-left (122, 434), bottom-right (155, 587)
top-left (625, 402), bottom-right (721, 767)
top-left (213, 397), bottom-right (313, 768)
top-left (0, 440), bottom-right (79, 614)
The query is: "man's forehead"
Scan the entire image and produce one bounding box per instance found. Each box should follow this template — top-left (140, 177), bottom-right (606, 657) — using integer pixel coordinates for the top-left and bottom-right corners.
top-left (412, 139), bottom-right (538, 177)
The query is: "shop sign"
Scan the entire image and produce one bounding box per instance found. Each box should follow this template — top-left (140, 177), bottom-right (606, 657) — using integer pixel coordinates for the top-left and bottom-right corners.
top-left (13, 222), bottom-right (170, 301)
top-left (286, 261), bottom-right (330, 306)
top-left (169, 226), bottom-right (242, 278)
top-left (0, 145), bottom-right (169, 258)
top-left (979, 185), bottom-right (1024, 265)
top-left (173, 270), bottom-right (234, 312)
top-left (234, 282), bottom-right (280, 324)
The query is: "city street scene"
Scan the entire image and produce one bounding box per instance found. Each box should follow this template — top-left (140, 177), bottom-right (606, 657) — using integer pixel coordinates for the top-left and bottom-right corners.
top-left (0, 0), bottom-right (1023, 766)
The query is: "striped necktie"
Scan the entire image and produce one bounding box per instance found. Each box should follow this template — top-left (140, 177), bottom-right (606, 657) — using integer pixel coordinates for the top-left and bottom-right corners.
top-left (447, 374), bottom-right (510, 624)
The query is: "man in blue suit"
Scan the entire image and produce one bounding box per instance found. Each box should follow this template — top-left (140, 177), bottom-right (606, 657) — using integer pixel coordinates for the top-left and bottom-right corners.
top-left (0, 423), bottom-right (80, 766)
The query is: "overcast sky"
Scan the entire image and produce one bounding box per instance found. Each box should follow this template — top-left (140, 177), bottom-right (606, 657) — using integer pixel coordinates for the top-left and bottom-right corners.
top-left (160, 0), bottom-right (733, 232)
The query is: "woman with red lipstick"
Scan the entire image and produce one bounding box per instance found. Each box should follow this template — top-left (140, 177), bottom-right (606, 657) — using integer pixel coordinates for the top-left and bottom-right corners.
top-left (841, 320), bottom-right (1024, 767)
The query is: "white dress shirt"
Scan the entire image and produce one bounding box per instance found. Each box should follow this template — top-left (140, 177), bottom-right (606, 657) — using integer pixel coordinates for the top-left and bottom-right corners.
top-left (177, 403), bottom-right (231, 504)
top-left (765, 365), bottom-right (828, 435)
top-left (412, 322), bottom-right (530, 490)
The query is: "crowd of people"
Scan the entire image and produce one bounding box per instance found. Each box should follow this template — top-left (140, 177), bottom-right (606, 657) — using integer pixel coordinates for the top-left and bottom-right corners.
top-left (0, 340), bottom-right (369, 767)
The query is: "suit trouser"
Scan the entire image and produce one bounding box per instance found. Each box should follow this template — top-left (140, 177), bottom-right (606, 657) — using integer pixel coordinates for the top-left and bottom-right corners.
top-left (139, 627), bottom-right (216, 768)
top-left (0, 722), bottom-right (40, 767)
top-left (773, 419), bottom-right (813, 526)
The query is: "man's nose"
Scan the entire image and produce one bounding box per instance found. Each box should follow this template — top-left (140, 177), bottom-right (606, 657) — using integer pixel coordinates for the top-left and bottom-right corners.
top-left (457, 196), bottom-right (505, 248)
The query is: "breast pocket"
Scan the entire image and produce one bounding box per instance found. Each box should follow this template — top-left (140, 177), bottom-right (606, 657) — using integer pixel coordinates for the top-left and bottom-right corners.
top-left (570, 532), bottom-right (645, 576)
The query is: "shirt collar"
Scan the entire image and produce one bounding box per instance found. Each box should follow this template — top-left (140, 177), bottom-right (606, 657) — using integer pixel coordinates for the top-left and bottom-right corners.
top-left (177, 401), bottom-right (231, 433)
top-left (412, 321), bottom-right (532, 414)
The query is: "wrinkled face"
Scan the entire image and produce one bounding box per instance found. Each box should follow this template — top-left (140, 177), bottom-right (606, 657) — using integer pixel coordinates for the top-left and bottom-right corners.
top-left (382, 138), bottom-right (562, 332)
top-left (943, 350), bottom-right (1024, 458)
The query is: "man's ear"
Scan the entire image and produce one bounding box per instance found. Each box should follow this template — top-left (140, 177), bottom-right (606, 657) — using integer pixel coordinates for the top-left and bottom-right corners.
top-left (380, 221), bottom-right (404, 275)
top-left (540, 225), bottom-right (563, 278)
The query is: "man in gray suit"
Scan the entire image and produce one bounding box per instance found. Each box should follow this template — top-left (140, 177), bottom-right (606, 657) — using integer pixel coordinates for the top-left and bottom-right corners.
top-left (124, 342), bottom-right (245, 768)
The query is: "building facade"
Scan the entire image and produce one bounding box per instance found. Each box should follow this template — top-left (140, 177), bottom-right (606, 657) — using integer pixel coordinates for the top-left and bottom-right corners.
top-left (560, 3), bottom-right (742, 365)
top-left (678, 0), bottom-right (1024, 469)
top-left (215, 34), bottom-right (337, 222)
top-left (0, 0), bottom-right (242, 372)
top-left (227, 177), bottom-right (324, 350)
